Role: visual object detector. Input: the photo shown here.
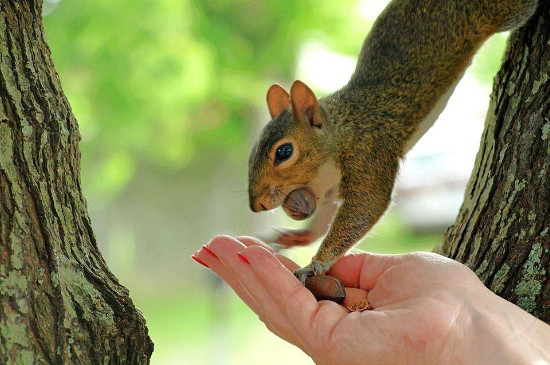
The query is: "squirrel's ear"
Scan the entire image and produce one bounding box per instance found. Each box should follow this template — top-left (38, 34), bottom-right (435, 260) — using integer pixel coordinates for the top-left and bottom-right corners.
top-left (266, 84), bottom-right (290, 119)
top-left (290, 80), bottom-right (323, 128)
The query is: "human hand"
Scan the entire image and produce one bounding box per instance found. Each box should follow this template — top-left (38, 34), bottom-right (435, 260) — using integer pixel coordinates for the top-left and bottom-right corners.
top-left (192, 236), bottom-right (550, 365)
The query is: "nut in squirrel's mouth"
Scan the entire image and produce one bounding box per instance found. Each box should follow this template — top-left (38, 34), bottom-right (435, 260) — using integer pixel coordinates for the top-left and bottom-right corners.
top-left (282, 187), bottom-right (316, 220)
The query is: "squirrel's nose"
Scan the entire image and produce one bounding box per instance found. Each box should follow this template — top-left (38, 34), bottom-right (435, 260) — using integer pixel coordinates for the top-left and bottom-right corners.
top-left (249, 195), bottom-right (259, 212)
top-left (249, 197), bottom-right (267, 212)
top-left (249, 191), bottom-right (257, 212)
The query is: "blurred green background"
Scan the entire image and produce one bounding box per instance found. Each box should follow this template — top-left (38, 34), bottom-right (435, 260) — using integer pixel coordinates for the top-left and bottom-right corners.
top-left (42, 0), bottom-right (507, 363)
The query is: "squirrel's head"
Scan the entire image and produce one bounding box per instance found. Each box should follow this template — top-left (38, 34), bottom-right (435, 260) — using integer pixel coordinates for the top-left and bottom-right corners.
top-left (248, 80), bottom-right (329, 213)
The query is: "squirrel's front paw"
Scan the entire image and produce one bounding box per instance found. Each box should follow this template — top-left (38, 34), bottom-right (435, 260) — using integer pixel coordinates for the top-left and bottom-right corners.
top-left (256, 229), bottom-right (315, 252)
top-left (293, 260), bottom-right (329, 285)
top-left (278, 229), bottom-right (315, 247)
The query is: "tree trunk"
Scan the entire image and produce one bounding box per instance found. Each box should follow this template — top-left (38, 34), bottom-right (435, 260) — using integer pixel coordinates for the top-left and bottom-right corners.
top-left (0, 1), bottom-right (153, 363)
top-left (436, 2), bottom-right (550, 323)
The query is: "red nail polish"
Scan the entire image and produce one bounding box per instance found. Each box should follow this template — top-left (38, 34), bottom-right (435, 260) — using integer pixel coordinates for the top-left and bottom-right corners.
top-left (202, 245), bottom-right (217, 258)
top-left (237, 252), bottom-right (249, 264)
top-left (192, 255), bottom-right (209, 268)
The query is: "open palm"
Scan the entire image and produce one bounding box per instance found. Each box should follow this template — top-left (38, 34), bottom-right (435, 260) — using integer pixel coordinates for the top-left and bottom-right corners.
top-left (193, 236), bottom-right (502, 364)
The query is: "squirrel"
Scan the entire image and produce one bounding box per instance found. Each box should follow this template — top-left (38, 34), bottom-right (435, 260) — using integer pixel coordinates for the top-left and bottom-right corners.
top-left (248, 0), bottom-right (539, 283)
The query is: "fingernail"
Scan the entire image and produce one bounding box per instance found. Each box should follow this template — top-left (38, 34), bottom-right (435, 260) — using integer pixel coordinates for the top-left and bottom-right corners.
top-left (192, 255), bottom-right (209, 268)
top-left (202, 245), bottom-right (217, 258)
top-left (237, 252), bottom-right (249, 265)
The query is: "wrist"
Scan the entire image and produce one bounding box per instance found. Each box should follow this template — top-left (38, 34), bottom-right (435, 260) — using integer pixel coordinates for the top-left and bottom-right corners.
top-left (447, 287), bottom-right (550, 364)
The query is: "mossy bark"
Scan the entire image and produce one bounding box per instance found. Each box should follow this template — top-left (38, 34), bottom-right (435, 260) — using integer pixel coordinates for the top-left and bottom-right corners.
top-left (0, 1), bottom-right (153, 363)
top-left (436, 2), bottom-right (550, 323)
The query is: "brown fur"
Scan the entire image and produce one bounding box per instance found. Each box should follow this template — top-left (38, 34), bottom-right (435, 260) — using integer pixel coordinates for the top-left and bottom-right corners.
top-left (248, 0), bottom-right (538, 282)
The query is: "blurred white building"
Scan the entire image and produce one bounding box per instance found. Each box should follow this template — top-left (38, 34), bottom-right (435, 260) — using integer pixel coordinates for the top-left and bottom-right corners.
top-left (395, 75), bottom-right (487, 230)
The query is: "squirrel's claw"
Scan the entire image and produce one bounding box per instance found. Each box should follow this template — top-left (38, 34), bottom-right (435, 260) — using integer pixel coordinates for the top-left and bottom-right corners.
top-left (293, 260), bottom-right (329, 285)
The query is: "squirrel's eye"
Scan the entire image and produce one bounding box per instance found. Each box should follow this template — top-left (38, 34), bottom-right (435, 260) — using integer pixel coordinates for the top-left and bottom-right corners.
top-left (274, 143), bottom-right (293, 165)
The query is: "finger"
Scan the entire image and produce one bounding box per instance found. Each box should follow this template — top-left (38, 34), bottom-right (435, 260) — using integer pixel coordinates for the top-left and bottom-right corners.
top-left (237, 234), bottom-right (286, 253)
top-left (236, 236), bottom-right (300, 271)
top-left (241, 245), bottom-right (348, 344)
top-left (194, 240), bottom-right (261, 315)
top-left (326, 252), bottom-right (401, 290)
top-left (207, 236), bottom-right (304, 347)
top-left (236, 235), bottom-right (276, 253)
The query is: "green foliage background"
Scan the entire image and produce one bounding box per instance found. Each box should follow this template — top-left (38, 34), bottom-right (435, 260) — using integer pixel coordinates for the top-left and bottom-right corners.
top-left (44, 0), bottom-right (373, 204)
top-left (42, 0), bottom-right (507, 363)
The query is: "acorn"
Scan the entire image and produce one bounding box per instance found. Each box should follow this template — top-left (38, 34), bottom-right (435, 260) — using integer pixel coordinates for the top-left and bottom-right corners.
top-left (282, 187), bottom-right (316, 220)
top-left (343, 288), bottom-right (369, 312)
top-left (305, 275), bottom-right (346, 303)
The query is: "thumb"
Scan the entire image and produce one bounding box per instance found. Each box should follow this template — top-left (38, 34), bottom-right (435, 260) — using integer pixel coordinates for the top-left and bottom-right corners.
top-left (327, 251), bottom-right (400, 290)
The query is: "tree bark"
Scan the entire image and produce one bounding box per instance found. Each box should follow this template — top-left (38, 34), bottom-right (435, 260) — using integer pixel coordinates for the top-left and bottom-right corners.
top-left (436, 2), bottom-right (550, 323)
top-left (0, 1), bottom-right (153, 363)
